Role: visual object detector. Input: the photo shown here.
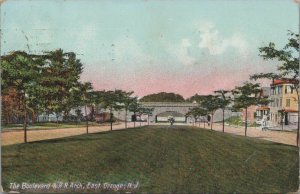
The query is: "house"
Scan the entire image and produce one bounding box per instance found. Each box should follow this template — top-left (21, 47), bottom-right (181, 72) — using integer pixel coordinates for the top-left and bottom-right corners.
top-left (269, 79), bottom-right (298, 127)
top-left (242, 87), bottom-right (271, 124)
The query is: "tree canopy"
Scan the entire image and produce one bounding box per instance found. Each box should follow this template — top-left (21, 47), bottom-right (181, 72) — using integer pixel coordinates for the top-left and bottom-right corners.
top-left (139, 92), bottom-right (185, 102)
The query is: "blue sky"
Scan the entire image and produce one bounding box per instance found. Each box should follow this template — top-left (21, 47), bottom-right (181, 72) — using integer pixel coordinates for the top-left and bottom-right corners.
top-left (1, 0), bottom-right (298, 97)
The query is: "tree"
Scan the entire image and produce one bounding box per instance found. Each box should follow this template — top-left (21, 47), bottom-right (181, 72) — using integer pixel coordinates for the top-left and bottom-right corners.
top-left (214, 90), bottom-right (232, 133)
top-left (100, 90), bottom-right (123, 131)
top-left (250, 32), bottom-right (300, 146)
top-left (140, 92), bottom-right (185, 102)
top-left (137, 107), bottom-right (154, 127)
top-left (200, 95), bottom-right (222, 130)
top-left (40, 49), bottom-right (83, 123)
top-left (186, 107), bottom-right (208, 127)
top-left (142, 107), bottom-right (154, 126)
top-left (77, 82), bottom-right (93, 134)
top-left (119, 91), bottom-right (135, 129)
top-left (128, 101), bottom-right (141, 128)
top-left (232, 82), bottom-right (269, 136)
top-left (2, 51), bottom-right (42, 143)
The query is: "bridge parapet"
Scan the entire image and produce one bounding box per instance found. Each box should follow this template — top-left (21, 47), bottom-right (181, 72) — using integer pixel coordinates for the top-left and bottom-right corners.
top-left (140, 102), bottom-right (199, 108)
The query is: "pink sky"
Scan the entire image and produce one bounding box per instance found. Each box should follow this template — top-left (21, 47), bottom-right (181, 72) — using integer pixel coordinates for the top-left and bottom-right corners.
top-left (82, 61), bottom-right (275, 99)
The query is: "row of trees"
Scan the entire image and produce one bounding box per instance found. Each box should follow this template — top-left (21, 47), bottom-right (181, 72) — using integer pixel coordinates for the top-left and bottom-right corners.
top-left (186, 84), bottom-right (268, 137)
top-left (2, 49), bottom-right (153, 143)
top-left (186, 32), bottom-right (299, 147)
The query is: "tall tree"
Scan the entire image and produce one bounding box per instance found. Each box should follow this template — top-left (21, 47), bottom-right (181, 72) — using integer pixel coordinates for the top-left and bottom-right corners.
top-left (232, 82), bottom-right (269, 136)
top-left (2, 51), bottom-right (42, 143)
top-left (40, 49), bottom-right (83, 123)
top-left (250, 32), bottom-right (300, 146)
top-left (214, 90), bottom-right (232, 133)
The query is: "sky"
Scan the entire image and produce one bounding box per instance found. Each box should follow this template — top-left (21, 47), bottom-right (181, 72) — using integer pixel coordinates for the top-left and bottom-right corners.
top-left (1, 0), bottom-right (298, 98)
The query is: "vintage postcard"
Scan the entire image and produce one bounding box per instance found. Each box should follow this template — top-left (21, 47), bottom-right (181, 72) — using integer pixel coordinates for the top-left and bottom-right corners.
top-left (1, 0), bottom-right (299, 193)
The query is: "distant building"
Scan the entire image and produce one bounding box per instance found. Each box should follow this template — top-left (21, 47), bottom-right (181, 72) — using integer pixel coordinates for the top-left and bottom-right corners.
top-left (269, 79), bottom-right (298, 127)
top-left (242, 87), bottom-right (271, 124)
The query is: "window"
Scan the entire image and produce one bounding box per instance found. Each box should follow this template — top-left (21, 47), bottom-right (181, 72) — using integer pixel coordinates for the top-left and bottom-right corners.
top-left (278, 86), bottom-right (282, 94)
top-left (285, 85), bottom-right (287, 94)
top-left (287, 85), bottom-right (292, 93)
top-left (279, 98), bottom-right (282, 107)
top-left (286, 99), bottom-right (290, 107)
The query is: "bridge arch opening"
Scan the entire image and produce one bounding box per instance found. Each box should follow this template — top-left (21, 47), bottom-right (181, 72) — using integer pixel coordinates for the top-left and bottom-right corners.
top-left (155, 111), bottom-right (186, 123)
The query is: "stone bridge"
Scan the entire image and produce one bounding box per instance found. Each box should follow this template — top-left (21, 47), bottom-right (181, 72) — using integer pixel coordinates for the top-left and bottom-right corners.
top-left (113, 102), bottom-right (240, 123)
top-left (140, 102), bottom-right (198, 122)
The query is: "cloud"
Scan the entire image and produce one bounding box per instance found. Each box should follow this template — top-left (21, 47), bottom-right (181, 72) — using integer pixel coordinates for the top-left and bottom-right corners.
top-left (198, 21), bottom-right (248, 56)
top-left (166, 38), bottom-right (197, 66)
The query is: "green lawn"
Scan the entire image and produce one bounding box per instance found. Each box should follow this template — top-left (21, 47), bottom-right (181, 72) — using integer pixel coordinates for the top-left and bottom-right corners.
top-left (2, 125), bottom-right (298, 193)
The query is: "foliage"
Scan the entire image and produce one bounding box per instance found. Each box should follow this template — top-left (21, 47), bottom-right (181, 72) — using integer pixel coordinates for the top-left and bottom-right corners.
top-left (140, 92), bottom-right (185, 102)
top-left (250, 32), bottom-right (299, 145)
top-left (186, 107), bottom-right (208, 120)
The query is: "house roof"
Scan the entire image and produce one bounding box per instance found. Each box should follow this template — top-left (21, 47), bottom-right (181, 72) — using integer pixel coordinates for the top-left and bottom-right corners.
top-left (256, 106), bottom-right (270, 111)
top-left (271, 79), bottom-right (298, 86)
top-left (283, 109), bottom-right (298, 113)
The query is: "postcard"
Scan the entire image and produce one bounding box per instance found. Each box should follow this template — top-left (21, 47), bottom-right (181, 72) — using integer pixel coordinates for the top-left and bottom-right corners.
top-left (1, 0), bottom-right (299, 193)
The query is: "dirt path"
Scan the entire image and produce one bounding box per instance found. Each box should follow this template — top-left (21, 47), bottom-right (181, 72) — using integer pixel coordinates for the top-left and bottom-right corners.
top-left (1, 122), bottom-right (147, 146)
top-left (199, 123), bottom-right (297, 146)
top-left (1, 122), bottom-right (297, 146)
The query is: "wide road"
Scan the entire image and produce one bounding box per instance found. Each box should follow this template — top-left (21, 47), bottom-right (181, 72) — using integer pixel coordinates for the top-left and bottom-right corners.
top-left (1, 122), bottom-right (297, 146)
top-left (1, 122), bottom-right (148, 146)
top-left (189, 122), bottom-right (297, 146)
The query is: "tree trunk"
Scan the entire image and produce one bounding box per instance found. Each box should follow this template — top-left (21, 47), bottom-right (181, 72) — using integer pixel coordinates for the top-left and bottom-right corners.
top-left (245, 107), bottom-right (248, 136)
top-left (24, 108), bottom-right (28, 143)
top-left (222, 109), bottom-right (225, 133)
top-left (56, 114), bottom-right (59, 124)
top-left (85, 105), bottom-right (88, 134)
top-left (210, 113), bottom-right (213, 130)
top-left (110, 107), bottom-right (113, 131)
top-left (140, 115), bottom-right (142, 127)
top-left (148, 114), bottom-right (150, 126)
top-left (23, 96), bottom-right (27, 143)
top-left (125, 108), bottom-right (128, 129)
top-left (204, 118), bottom-right (205, 128)
top-left (296, 89), bottom-right (299, 147)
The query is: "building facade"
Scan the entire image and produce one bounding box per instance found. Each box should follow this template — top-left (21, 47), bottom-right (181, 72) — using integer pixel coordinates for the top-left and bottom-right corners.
top-left (269, 79), bottom-right (298, 127)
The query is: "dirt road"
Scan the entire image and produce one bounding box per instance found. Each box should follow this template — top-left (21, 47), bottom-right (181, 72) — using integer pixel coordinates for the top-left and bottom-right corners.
top-left (1, 122), bottom-right (297, 146)
top-left (1, 122), bottom-right (147, 146)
